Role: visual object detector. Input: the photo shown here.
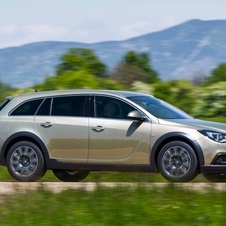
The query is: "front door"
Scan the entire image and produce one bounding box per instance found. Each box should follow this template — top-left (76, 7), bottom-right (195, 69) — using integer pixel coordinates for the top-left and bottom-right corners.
top-left (88, 96), bottom-right (151, 164)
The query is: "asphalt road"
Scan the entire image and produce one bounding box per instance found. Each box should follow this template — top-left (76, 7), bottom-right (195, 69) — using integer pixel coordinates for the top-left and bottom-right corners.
top-left (0, 182), bottom-right (226, 194)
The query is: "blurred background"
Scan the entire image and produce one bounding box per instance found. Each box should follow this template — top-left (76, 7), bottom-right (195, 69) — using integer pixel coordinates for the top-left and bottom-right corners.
top-left (1, 1), bottom-right (226, 224)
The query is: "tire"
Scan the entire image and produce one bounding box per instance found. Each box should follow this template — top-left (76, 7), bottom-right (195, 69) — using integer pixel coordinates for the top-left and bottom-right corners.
top-left (203, 174), bottom-right (226, 182)
top-left (158, 141), bottom-right (198, 182)
top-left (6, 141), bottom-right (46, 182)
top-left (52, 169), bottom-right (90, 182)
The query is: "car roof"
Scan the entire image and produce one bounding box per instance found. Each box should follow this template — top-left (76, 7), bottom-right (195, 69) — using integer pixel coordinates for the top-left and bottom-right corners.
top-left (7, 89), bottom-right (152, 100)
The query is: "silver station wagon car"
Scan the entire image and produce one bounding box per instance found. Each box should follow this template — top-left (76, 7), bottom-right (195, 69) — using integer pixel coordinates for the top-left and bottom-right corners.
top-left (1, 89), bottom-right (226, 182)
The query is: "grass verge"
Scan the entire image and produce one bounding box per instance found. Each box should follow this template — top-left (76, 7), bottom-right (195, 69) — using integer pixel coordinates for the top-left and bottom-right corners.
top-left (0, 166), bottom-right (209, 182)
top-left (0, 184), bottom-right (226, 225)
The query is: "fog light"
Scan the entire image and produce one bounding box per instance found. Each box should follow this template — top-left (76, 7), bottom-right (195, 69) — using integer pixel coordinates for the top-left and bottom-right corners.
top-left (214, 155), bottom-right (226, 165)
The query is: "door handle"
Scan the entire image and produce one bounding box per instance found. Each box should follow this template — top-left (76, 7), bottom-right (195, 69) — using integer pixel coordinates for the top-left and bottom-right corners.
top-left (92, 125), bottom-right (105, 132)
top-left (40, 122), bottom-right (52, 128)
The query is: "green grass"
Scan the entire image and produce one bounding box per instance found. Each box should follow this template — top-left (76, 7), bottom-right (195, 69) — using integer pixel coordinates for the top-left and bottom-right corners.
top-left (0, 166), bottom-right (209, 182)
top-left (0, 184), bottom-right (226, 225)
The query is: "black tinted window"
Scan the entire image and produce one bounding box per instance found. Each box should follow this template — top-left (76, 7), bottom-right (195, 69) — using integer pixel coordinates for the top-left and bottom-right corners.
top-left (10, 99), bottom-right (43, 116)
top-left (95, 96), bottom-right (135, 119)
top-left (51, 96), bottom-right (87, 117)
top-left (36, 98), bottom-right (51, 116)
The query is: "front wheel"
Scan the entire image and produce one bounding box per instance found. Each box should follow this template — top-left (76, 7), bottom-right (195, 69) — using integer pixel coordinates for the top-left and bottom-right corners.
top-left (6, 141), bottom-right (46, 182)
top-left (52, 169), bottom-right (90, 182)
top-left (158, 141), bottom-right (198, 182)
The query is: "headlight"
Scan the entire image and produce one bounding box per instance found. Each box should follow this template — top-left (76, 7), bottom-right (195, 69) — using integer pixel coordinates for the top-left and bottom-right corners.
top-left (198, 130), bottom-right (226, 143)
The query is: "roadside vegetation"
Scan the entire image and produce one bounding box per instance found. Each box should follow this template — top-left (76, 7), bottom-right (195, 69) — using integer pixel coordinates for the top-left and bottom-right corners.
top-left (0, 165), bottom-right (211, 182)
top-left (1, 48), bottom-right (226, 119)
top-left (1, 184), bottom-right (226, 225)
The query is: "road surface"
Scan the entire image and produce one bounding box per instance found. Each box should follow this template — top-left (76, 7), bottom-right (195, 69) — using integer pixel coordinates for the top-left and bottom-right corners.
top-left (0, 182), bottom-right (226, 194)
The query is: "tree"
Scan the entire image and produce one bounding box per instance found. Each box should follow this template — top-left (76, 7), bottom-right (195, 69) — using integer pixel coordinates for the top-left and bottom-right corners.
top-left (0, 79), bottom-right (14, 103)
top-left (109, 63), bottom-right (149, 87)
top-left (203, 63), bottom-right (226, 86)
top-left (34, 70), bottom-right (124, 91)
top-left (153, 79), bottom-right (197, 115)
top-left (56, 48), bottom-right (107, 77)
top-left (35, 70), bottom-right (99, 90)
top-left (192, 82), bottom-right (226, 118)
top-left (123, 51), bottom-right (160, 83)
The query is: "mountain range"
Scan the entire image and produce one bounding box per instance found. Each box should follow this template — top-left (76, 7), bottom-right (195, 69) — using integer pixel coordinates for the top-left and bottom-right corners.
top-left (0, 19), bottom-right (226, 88)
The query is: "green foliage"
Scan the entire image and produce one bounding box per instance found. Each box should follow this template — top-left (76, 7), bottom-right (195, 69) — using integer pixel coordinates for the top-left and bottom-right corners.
top-left (109, 63), bottom-right (150, 87)
top-left (1, 185), bottom-right (226, 225)
top-left (95, 77), bottom-right (124, 90)
top-left (33, 48), bottom-right (124, 91)
top-left (131, 81), bottom-right (153, 94)
top-left (35, 70), bottom-right (123, 91)
top-left (0, 79), bottom-right (16, 103)
top-left (153, 79), bottom-right (198, 114)
top-left (35, 70), bottom-right (98, 90)
top-left (203, 63), bottom-right (226, 86)
top-left (2, 47), bottom-right (226, 119)
top-left (111, 51), bottom-right (160, 85)
top-left (192, 82), bottom-right (226, 117)
top-left (56, 48), bottom-right (107, 77)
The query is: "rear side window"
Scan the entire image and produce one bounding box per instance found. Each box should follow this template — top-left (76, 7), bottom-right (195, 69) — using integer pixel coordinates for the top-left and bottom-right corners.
top-left (51, 96), bottom-right (87, 117)
top-left (0, 99), bottom-right (11, 111)
top-left (10, 99), bottom-right (43, 116)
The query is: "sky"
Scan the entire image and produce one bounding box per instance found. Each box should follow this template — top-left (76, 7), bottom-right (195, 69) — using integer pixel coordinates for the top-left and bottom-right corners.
top-left (0, 0), bottom-right (226, 49)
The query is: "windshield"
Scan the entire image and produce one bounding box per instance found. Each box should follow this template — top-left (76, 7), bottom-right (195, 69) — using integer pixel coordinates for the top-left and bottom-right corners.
top-left (128, 96), bottom-right (192, 119)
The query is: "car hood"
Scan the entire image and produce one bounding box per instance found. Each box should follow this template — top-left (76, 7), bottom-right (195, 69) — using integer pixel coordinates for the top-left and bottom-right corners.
top-left (158, 118), bottom-right (226, 133)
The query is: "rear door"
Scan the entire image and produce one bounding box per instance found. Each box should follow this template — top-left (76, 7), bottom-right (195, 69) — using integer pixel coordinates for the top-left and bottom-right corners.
top-left (35, 95), bottom-right (90, 162)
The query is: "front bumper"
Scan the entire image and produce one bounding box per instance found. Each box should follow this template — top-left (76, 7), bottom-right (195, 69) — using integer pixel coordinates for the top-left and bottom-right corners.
top-left (201, 165), bottom-right (226, 174)
top-left (201, 153), bottom-right (226, 174)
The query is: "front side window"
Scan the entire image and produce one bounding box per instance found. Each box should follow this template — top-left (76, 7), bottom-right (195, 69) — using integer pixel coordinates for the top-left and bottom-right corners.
top-left (51, 96), bottom-right (87, 117)
top-left (10, 99), bottom-right (43, 116)
top-left (95, 96), bottom-right (135, 119)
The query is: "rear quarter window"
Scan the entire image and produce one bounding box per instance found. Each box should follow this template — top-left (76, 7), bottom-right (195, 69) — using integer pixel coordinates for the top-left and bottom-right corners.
top-left (10, 99), bottom-right (43, 116)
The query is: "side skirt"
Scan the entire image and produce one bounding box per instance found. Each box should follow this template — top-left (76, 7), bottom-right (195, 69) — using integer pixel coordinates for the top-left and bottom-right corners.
top-left (46, 159), bottom-right (158, 172)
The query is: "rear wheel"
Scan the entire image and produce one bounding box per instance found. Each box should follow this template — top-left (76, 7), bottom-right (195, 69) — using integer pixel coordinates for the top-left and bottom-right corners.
top-left (158, 141), bottom-right (198, 182)
top-left (6, 141), bottom-right (46, 182)
top-left (52, 169), bottom-right (90, 182)
top-left (203, 173), bottom-right (226, 182)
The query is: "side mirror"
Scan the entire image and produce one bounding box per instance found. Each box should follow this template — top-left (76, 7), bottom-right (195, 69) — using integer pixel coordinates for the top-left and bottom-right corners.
top-left (127, 110), bottom-right (146, 121)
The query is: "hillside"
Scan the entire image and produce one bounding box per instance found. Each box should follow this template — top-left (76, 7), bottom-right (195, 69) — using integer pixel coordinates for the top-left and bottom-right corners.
top-left (0, 19), bottom-right (226, 88)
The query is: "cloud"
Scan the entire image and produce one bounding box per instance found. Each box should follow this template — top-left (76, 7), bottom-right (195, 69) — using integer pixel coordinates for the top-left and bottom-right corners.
top-left (0, 25), bottom-right (68, 48)
top-left (0, 15), bottom-right (199, 48)
top-left (0, 23), bottom-right (110, 48)
top-left (119, 17), bottom-right (179, 39)
top-left (121, 21), bottom-right (151, 37)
